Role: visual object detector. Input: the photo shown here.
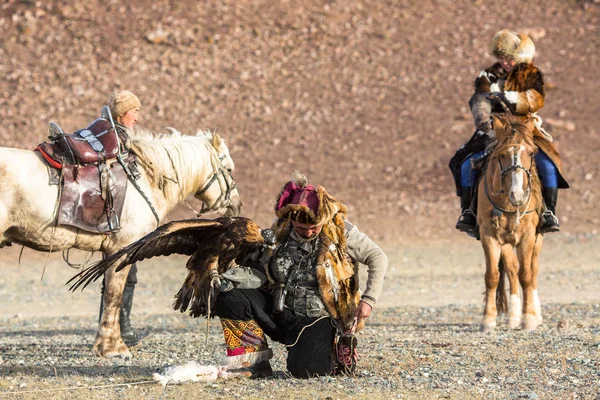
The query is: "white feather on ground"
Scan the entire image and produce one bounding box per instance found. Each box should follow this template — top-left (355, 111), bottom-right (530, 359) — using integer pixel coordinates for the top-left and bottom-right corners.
top-left (152, 361), bottom-right (249, 387)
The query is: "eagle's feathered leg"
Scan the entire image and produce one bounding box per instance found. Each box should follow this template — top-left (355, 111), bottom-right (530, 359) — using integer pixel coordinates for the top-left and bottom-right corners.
top-left (173, 255), bottom-right (219, 318)
top-left (191, 256), bottom-right (219, 318)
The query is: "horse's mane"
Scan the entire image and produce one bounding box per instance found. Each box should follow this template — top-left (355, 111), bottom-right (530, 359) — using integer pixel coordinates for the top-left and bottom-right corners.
top-left (128, 127), bottom-right (218, 199)
top-left (492, 118), bottom-right (536, 154)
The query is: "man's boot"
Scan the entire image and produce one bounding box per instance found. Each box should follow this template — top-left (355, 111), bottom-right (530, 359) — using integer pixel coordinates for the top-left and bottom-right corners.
top-left (249, 360), bottom-right (274, 379)
top-left (540, 187), bottom-right (560, 233)
top-left (219, 318), bottom-right (273, 379)
top-left (120, 283), bottom-right (140, 347)
top-left (456, 188), bottom-right (477, 233)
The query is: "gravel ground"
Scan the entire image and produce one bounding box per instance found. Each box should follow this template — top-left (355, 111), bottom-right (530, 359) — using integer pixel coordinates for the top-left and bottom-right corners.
top-left (1, 234), bottom-right (599, 399)
top-left (1, 305), bottom-right (599, 399)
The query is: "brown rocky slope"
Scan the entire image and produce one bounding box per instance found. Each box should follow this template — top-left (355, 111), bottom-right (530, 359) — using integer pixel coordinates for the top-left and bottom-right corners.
top-left (1, 0), bottom-right (599, 245)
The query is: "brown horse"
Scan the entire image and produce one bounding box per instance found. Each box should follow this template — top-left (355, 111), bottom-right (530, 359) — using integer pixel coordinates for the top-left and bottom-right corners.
top-left (477, 116), bottom-right (544, 332)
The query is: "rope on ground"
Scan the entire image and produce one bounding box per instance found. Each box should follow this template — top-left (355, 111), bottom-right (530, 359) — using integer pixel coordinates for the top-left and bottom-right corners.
top-left (3, 380), bottom-right (156, 395)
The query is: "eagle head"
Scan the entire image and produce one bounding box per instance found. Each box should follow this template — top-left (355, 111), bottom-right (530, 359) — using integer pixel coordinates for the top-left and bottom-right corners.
top-left (260, 229), bottom-right (276, 246)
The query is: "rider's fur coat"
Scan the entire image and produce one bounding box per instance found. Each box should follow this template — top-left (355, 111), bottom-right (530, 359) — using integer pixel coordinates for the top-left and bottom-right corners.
top-left (449, 61), bottom-right (569, 195)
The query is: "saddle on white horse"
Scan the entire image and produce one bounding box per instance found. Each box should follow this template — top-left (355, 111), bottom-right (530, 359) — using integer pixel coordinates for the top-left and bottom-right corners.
top-left (34, 117), bottom-right (139, 234)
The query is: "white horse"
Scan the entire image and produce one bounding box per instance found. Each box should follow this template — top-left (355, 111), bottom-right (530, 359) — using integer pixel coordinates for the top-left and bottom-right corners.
top-left (0, 128), bottom-right (242, 358)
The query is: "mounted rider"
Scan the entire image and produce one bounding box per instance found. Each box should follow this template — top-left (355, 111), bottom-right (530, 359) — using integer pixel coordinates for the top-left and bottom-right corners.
top-left (449, 29), bottom-right (569, 235)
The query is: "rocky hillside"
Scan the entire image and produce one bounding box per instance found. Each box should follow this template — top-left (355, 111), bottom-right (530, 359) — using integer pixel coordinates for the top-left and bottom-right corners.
top-left (1, 0), bottom-right (598, 244)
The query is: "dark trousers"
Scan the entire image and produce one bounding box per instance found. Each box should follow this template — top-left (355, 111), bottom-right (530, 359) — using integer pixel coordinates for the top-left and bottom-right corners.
top-left (216, 289), bottom-right (336, 378)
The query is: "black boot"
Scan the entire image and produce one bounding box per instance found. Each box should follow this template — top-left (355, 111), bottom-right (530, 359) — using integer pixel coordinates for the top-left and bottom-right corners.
top-left (120, 264), bottom-right (140, 347)
top-left (120, 284), bottom-right (139, 347)
top-left (456, 188), bottom-right (477, 233)
top-left (250, 360), bottom-right (273, 379)
top-left (540, 187), bottom-right (560, 233)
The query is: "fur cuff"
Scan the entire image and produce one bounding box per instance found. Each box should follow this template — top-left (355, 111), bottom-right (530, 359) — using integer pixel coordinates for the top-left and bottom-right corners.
top-left (221, 348), bottom-right (273, 369)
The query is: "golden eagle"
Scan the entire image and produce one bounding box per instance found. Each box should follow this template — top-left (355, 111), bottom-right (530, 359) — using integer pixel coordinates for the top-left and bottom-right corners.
top-left (68, 217), bottom-right (275, 317)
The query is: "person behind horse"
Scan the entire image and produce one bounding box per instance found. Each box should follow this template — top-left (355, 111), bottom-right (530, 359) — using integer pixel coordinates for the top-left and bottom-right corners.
top-left (449, 29), bottom-right (568, 235)
top-left (99, 90), bottom-right (142, 346)
top-left (214, 171), bottom-right (388, 378)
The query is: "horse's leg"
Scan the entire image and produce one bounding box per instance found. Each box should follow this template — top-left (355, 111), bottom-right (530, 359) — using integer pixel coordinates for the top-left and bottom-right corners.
top-left (481, 236), bottom-right (502, 332)
top-left (94, 261), bottom-right (132, 358)
top-left (531, 233), bottom-right (544, 326)
top-left (517, 233), bottom-right (538, 331)
top-left (501, 245), bottom-right (521, 329)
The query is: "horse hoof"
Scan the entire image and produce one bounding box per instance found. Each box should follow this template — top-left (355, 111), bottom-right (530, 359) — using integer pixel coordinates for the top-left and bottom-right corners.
top-left (508, 317), bottom-right (521, 329)
top-left (521, 315), bottom-right (539, 331)
top-left (93, 337), bottom-right (133, 359)
top-left (480, 322), bottom-right (496, 333)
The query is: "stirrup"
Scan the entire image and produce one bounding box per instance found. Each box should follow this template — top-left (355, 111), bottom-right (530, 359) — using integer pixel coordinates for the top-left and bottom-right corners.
top-left (540, 211), bottom-right (560, 233)
top-left (456, 210), bottom-right (477, 233)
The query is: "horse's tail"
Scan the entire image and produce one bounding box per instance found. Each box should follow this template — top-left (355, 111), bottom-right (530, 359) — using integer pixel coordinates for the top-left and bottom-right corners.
top-left (496, 258), bottom-right (508, 315)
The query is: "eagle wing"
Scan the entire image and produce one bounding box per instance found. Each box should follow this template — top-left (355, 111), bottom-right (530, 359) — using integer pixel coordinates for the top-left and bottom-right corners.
top-left (171, 217), bottom-right (270, 318)
top-left (67, 218), bottom-right (226, 291)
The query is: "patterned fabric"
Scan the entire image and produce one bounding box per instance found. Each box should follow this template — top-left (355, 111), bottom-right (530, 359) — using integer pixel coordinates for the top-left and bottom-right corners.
top-left (220, 318), bottom-right (268, 356)
top-left (334, 333), bottom-right (359, 376)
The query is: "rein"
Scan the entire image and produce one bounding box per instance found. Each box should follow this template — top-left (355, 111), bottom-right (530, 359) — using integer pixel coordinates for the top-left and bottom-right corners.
top-left (194, 154), bottom-right (237, 215)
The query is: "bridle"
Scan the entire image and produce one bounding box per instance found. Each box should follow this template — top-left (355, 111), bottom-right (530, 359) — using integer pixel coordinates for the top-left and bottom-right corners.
top-left (165, 140), bottom-right (237, 217)
top-left (483, 141), bottom-right (535, 224)
top-left (193, 153), bottom-right (237, 215)
top-left (488, 145), bottom-right (533, 199)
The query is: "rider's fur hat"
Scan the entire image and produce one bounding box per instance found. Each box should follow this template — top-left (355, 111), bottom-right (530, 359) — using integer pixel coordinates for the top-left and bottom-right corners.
top-left (489, 29), bottom-right (536, 64)
top-left (108, 90), bottom-right (141, 118)
top-left (274, 170), bottom-right (347, 226)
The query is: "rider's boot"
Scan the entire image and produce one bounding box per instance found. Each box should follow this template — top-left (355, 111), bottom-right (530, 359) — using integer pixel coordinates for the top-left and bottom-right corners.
top-left (456, 188), bottom-right (477, 233)
top-left (120, 264), bottom-right (140, 347)
top-left (120, 284), bottom-right (140, 347)
top-left (540, 187), bottom-right (560, 233)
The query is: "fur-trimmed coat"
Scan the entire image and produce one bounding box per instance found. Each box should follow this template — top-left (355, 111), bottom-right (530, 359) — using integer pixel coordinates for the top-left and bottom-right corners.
top-left (269, 214), bottom-right (363, 333)
top-left (449, 62), bottom-right (568, 194)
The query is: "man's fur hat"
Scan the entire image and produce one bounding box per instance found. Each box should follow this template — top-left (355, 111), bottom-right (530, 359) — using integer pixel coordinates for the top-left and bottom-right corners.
top-left (489, 29), bottom-right (536, 64)
top-left (274, 170), bottom-right (347, 226)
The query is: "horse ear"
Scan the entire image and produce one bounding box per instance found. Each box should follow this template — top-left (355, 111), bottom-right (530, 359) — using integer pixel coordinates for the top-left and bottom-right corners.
top-left (212, 133), bottom-right (222, 149)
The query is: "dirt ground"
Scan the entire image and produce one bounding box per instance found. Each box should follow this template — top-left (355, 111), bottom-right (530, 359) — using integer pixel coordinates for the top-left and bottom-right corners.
top-left (1, 0), bottom-right (600, 399)
top-left (1, 234), bottom-right (599, 399)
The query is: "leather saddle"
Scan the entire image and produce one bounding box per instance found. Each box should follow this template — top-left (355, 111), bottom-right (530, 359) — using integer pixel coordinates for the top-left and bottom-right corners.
top-left (36, 118), bottom-right (125, 167)
top-left (34, 116), bottom-right (140, 234)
